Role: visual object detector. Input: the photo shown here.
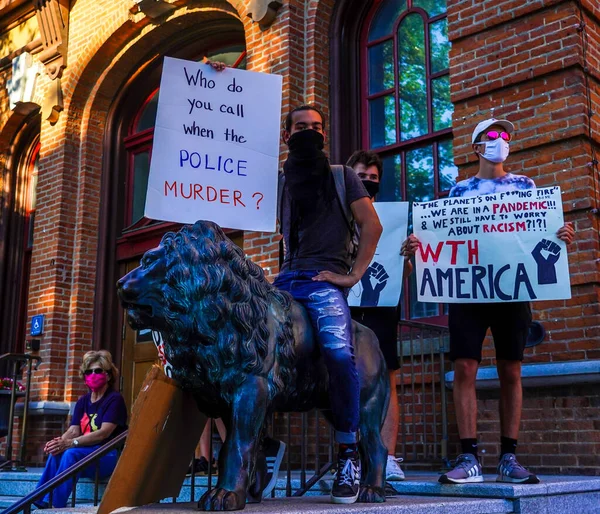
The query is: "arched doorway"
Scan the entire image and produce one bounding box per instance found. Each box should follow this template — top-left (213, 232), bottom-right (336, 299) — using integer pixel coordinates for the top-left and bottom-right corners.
top-left (96, 19), bottom-right (247, 410)
top-left (0, 113), bottom-right (40, 361)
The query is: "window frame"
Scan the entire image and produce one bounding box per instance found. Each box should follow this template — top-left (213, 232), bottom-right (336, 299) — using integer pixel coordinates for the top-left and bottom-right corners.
top-left (360, 0), bottom-right (453, 324)
top-left (16, 139), bottom-right (40, 353)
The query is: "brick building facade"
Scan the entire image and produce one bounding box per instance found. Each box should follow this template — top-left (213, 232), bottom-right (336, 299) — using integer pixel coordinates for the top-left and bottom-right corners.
top-left (0, 0), bottom-right (598, 473)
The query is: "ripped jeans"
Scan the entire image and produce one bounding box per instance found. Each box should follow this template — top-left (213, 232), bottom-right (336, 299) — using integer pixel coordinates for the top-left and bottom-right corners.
top-left (274, 270), bottom-right (359, 443)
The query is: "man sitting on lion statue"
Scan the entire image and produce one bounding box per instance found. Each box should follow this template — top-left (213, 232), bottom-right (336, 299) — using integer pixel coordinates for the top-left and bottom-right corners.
top-left (117, 105), bottom-right (387, 510)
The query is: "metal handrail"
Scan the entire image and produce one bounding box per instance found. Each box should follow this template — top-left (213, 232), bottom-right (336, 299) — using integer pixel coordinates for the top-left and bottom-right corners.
top-left (4, 430), bottom-right (128, 514)
top-left (397, 320), bottom-right (450, 469)
top-left (0, 353), bottom-right (41, 470)
top-left (398, 319), bottom-right (449, 331)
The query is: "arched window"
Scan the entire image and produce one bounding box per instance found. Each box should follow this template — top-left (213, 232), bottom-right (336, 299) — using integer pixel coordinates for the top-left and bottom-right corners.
top-left (362, 0), bottom-right (456, 321)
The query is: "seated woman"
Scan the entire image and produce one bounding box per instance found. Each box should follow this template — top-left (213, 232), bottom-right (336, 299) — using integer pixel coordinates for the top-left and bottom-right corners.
top-left (35, 350), bottom-right (127, 509)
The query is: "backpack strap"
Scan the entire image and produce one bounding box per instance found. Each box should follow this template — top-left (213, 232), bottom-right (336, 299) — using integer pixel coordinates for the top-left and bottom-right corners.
top-left (331, 165), bottom-right (359, 261)
top-left (331, 165), bottom-right (352, 227)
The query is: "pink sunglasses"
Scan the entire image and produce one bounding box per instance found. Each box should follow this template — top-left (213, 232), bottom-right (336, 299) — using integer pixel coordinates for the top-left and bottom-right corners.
top-left (485, 130), bottom-right (512, 142)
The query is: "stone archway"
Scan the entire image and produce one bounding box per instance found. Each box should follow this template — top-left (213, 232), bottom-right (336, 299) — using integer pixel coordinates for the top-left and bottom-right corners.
top-left (27, 3), bottom-right (251, 404)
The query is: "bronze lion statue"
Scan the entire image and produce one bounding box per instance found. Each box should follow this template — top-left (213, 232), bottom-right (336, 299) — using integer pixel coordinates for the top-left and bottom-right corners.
top-left (117, 221), bottom-right (389, 510)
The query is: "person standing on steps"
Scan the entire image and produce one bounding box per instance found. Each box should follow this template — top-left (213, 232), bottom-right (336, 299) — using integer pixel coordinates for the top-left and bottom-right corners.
top-left (347, 149), bottom-right (413, 482)
top-left (402, 118), bottom-right (574, 485)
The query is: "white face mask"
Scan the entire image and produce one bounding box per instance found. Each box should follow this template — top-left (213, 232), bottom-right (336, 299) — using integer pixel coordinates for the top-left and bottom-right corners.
top-left (480, 139), bottom-right (510, 163)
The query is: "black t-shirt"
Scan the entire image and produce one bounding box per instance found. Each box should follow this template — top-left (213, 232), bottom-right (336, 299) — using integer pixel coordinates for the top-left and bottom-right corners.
top-left (280, 166), bottom-right (369, 275)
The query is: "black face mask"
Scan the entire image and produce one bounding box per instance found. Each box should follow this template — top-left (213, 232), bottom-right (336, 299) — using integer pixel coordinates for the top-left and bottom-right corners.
top-left (362, 180), bottom-right (380, 199)
top-left (287, 128), bottom-right (325, 154)
top-left (283, 130), bottom-right (333, 210)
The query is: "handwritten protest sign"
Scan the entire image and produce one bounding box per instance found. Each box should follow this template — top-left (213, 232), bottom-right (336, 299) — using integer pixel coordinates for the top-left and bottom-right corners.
top-left (348, 202), bottom-right (409, 307)
top-left (414, 187), bottom-right (570, 303)
top-left (144, 57), bottom-right (283, 232)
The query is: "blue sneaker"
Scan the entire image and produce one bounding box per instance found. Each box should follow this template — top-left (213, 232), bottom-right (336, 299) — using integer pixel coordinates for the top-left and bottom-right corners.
top-left (497, 453), bottom-right (539, 484)
top-left (439, 453), bottom-right (483, 484)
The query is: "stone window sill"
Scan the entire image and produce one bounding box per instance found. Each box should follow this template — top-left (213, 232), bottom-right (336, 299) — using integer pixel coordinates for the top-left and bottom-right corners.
top-left (445, 360), bottom-right (600, 390)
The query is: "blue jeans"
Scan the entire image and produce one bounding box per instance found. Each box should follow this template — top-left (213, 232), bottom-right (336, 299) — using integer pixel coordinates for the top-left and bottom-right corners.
top-left (274, 270), bottom-right (359, 443)
top-left (36, 446), bottom-right (118, 508)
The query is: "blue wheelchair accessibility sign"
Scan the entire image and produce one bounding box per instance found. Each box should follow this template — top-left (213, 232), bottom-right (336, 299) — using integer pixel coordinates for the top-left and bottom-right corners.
top-left (31, 315), bottom-right (44, 336)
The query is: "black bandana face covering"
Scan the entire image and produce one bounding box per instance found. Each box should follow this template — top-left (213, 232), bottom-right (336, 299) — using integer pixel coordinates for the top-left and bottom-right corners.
top-left (283, 129), bottom-right (336, 258)
top-left (362, 180), bottom-right (380, 198)
top-left (283, 130), bottom-right (334, 210)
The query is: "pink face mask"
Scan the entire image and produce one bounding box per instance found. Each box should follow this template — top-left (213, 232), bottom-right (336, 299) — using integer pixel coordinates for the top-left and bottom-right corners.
top-left (85, 373), bottom-right (108, 392)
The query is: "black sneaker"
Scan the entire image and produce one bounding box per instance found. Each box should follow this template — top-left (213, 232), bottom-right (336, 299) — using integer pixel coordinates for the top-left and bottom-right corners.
top-left (261, 437), bottom-right (286, 497)
top-left (187, 456), bottom-right (217, 476)
top-left (331, 447), bottom-right (361, 504)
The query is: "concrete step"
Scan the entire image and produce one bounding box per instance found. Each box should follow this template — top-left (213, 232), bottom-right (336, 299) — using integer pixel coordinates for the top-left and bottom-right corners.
top-left (0, 468), bottom-right (108, 502)
top-left (387, 473), bottom-right (600, 514)
top-left (112, 473), bottom-right (600, 514)
top-left (4, 471), bottom-right (600, 514)
top-left (0, 495), bottom-right (96, 509)
top-left (0, 495), bottom-right (24, 509)
top-left (41, 495), bottom-right (515, 514)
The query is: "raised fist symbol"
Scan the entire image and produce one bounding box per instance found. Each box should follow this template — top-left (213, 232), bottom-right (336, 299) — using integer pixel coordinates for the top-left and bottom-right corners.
top-left (531, 239), bottom-right (561, 285)
top-left (360, 262), bottom-right (389, 307)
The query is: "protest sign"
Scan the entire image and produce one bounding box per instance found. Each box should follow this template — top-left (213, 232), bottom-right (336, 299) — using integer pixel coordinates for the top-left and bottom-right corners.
top-left (152, 330), bottom-right (174, 378)
top-left (413, 187), bottom-right (570, 303)
top-left (348, 202), bottom-right (409, 307)
top-left (144, 56), bottom-right (283, 232)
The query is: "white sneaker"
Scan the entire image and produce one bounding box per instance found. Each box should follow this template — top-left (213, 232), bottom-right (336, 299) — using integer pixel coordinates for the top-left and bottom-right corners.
top-left (386, 455), bottom-right (405, 481)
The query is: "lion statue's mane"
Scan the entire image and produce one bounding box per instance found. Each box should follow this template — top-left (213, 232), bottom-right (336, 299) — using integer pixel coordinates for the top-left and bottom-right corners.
top-left (144, 222), bottom-right (295, 402)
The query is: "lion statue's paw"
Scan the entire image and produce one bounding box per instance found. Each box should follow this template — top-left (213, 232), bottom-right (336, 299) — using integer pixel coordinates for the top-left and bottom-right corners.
top-left (198, 488), bottom-right (245, 511)
top-left (358, 485), bottom-right (386, 503)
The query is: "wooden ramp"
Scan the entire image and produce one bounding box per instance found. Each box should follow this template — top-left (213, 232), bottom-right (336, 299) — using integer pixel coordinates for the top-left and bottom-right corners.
top-left (98, 367), bottom-right (205, 514)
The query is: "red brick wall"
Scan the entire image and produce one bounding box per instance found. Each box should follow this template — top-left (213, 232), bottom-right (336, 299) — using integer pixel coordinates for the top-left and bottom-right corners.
top-left (470, 384), bottom-right (600, 475)
top-left (1, 0), bottom-right (599, 470)
top-left (449, 0), bottom-right (600, 367)
top-left (445, 0), bottom-right (600, 472)
top-left (0, 414), bottom-right (67, 466)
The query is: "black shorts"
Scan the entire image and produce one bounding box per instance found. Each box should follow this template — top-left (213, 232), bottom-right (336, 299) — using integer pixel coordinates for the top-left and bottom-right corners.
top-left (350, 307), bottom-right (400, 371)
top-left (448, 302), bottom-right (532, 362)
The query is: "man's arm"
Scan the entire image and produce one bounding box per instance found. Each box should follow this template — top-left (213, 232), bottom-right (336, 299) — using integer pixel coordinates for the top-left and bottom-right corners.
top-left (403, 257), bottom-right (413, 277)
top-left (313, 197), bottom-right (382, 287)
top-left (401, 234), bottom-right (419, 277)
top-left (350, 197), bottom-right (383, 281)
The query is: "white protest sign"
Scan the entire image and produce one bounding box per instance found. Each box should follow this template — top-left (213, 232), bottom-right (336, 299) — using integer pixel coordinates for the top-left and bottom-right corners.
top-left (414, 187), bottom-right (570, 303)
top-left (144, 56), bottom-right (283, 232)
top-left (348, 202), bottom-right (409, 307)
